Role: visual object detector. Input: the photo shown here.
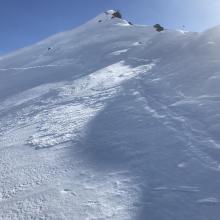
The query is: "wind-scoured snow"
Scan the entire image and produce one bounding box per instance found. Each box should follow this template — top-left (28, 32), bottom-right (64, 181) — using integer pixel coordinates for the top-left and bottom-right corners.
top-left (1, 10), bottom-right (220, 220)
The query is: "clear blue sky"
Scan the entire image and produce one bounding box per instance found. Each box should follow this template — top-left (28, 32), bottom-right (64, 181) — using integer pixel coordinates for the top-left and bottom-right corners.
top-left (1, 0), bottom-right (220, 55)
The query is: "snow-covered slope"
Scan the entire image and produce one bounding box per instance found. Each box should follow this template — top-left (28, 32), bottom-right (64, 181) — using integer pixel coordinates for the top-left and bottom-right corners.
top-left (1, 10), bottom-right (220, 219)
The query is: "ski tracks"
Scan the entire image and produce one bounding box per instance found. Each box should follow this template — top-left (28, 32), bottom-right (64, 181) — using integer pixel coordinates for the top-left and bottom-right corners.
top-left (132, 85), bottom-right (220, 171)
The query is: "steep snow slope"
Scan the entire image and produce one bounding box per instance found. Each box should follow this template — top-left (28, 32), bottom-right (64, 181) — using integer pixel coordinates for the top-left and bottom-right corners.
top-left (1, 10), bottom-right (220, 219)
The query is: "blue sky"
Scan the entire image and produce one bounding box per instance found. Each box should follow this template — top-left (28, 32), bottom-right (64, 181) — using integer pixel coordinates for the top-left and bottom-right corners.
top-left (0, 0), bottom-right (220, 55)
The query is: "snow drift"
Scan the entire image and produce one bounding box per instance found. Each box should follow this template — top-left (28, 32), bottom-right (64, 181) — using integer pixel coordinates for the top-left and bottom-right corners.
top-left (1, 10), bottom-right (220, 220)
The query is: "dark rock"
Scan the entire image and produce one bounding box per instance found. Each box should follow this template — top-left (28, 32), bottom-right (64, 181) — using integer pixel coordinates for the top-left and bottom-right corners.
top-left (154, 24), bottom-right (164, 32)
top-left (112, 10), bottom-right (122, 19)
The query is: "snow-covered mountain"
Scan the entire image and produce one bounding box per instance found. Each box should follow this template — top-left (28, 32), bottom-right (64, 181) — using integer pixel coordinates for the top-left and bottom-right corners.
top-left (1, 10), bottom-right (220, 219)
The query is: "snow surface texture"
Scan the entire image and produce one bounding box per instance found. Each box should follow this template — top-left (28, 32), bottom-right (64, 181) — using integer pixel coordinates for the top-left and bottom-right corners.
top-left (1, 10), bottom-right (220, 219)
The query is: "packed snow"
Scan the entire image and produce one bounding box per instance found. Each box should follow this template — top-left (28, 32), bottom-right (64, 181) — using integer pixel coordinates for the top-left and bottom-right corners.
top-left (1, 10), bottom-right (220, 219)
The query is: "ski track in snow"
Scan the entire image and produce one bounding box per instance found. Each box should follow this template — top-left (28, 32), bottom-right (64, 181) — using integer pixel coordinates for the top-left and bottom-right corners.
top-left (131, 85), bottom-right (220, 172)
top-left (0, 64), bottom-right (68, 71)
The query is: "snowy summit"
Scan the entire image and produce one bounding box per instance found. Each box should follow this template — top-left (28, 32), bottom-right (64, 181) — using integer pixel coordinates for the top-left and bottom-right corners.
top-left (1, 10), bottom-right (220, 220)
